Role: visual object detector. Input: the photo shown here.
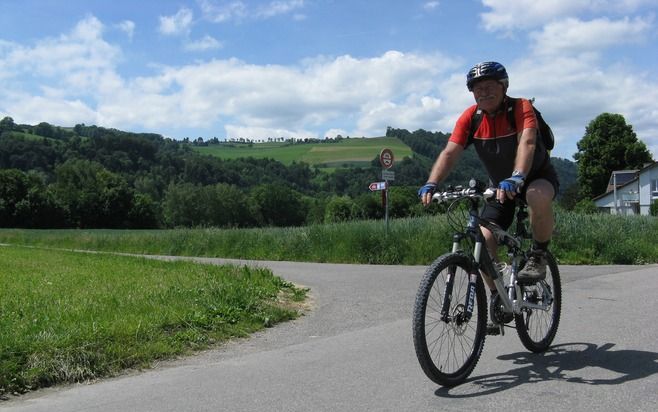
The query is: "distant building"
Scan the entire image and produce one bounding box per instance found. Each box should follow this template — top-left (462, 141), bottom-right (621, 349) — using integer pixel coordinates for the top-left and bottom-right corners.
top-left (593, 162), bottom-right (658, 215)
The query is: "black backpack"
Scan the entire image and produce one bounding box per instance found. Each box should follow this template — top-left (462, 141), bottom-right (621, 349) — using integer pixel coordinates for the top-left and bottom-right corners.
top-left (467, 97), bottom-right (554, 150)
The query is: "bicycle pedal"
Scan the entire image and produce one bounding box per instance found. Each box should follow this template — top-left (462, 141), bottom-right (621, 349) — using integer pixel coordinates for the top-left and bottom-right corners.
top-left (486, 323), bottom-right (503, 336)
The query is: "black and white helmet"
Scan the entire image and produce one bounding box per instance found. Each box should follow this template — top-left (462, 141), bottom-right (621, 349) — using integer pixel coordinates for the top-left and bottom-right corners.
top-left (466, 61), bottom-right (509, 91)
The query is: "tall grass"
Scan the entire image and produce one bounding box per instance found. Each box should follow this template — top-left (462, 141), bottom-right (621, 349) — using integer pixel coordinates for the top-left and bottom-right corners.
top-left (553, 212), bottom-right (658, 264)
top-left (0, 210), bottom-right (656, 265)
top-left (0, 246), bottom-right (305, 396)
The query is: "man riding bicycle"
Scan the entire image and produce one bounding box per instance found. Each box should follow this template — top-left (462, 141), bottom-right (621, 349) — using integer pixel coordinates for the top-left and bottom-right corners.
top-left (418, 61), bottom-right (559, 288)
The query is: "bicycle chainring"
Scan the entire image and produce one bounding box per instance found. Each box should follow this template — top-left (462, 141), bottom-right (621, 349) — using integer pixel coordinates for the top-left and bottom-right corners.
top-left (490, 293), bottom-right (514, 324)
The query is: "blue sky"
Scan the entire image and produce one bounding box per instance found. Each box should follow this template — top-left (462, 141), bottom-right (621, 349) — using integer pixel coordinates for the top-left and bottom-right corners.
top-left (1, 0), bottom-right (657, 161)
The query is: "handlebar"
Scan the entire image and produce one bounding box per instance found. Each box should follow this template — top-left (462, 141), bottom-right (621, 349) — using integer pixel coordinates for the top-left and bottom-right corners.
top-left (431, 185), bottom-right (496, 204)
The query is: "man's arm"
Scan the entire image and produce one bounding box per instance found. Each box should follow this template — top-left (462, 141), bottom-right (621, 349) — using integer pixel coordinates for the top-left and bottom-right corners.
top-left (420, 141), bottom-right (464, 206)
top-left (497, 126), bottom-right (537, 202)
top-left (514, 127), bottom-right (537, 176)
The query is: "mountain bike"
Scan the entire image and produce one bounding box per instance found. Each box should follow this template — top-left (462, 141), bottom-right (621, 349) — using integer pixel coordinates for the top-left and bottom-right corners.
top-left (412, 179), bottom-right (561, 387)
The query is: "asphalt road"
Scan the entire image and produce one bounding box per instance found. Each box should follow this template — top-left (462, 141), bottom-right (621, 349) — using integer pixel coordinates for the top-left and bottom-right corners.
top-left (2, 259), bottom-right (657, 412)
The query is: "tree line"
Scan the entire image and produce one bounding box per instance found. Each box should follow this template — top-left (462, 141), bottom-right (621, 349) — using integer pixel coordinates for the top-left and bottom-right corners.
top-left (4, 112), bottom-right (643, 229)
top-left (0, 117), bottom-right (452, 229)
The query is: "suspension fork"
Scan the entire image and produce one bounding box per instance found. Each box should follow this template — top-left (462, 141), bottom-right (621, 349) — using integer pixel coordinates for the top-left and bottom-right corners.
top-left (461, 234), bottom-right (486, 321)
top-left (440, 234), bottom-right (463, 322)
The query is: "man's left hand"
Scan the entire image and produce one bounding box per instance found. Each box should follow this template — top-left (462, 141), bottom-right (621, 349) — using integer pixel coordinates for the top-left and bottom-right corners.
top-left (497, 173), bottom-right (525, 201)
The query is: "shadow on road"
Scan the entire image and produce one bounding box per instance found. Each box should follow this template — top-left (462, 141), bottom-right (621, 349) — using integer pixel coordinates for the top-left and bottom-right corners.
top-left (435, 342), bottom-right (658, 397)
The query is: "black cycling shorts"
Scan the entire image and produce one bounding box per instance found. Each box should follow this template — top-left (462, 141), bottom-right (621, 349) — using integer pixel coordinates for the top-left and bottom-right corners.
top-left (480, 162), bottom-right (560, 230)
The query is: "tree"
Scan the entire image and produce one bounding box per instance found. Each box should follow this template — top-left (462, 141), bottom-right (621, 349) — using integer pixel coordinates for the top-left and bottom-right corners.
top-left (324, 195), bottom-right (355, 223)
top-left (0, 116), bottom-right (16, 134)
top-left (35, 122), bottom-right (55, 138)
top-left (250, 184), bottom-right (307, 227)
top-left (0, 169), bottom-right (66, 228)
top-left (574, 113), bottom-right (652, 198)
top-left (162, 182), bottom-right (253, 228)
top-left (53, 159), bottom-right (135, 228)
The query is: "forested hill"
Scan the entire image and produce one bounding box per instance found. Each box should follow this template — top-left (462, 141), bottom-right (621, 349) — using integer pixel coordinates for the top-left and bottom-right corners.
top-left (0, 117), bottom-right (576, 229)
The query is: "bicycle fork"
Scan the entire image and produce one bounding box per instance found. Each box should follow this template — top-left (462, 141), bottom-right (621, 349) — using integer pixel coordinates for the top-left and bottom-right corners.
top-left (440, 269), bottom-right (478, 325)
top-left (440, 235), bottom-right (478, 324)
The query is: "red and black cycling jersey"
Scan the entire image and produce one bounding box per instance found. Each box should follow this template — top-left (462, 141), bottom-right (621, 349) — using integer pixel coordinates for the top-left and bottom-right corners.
top-left (449, 97), bottom-right (549, 185)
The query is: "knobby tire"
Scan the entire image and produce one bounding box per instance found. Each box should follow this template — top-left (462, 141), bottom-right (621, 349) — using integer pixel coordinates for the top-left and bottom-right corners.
top-left (412, 253), bottom-right (487, 387)
top-left (514, 251), bottom-right (562, 352)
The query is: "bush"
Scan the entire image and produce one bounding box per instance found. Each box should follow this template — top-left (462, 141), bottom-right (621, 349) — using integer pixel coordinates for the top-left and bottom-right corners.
top-left (650, 200), bottom-right (658, 217)
top-left (324, 196), bottom-right (355, 223)
top-left (573, 199), bottom-right (599, 214)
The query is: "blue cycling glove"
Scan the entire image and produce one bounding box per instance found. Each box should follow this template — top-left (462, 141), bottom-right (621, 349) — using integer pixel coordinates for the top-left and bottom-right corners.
top-left (418, 182), bottom-right (438, 198)
top-left (498, 172), bottom-right (525, 193)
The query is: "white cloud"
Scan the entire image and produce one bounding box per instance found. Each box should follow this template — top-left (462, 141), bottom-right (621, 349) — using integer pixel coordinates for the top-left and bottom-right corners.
top-left (159, 8), bottom-right (194, 36)
top-left (480, 0), bottom-right (656, 32)
top-left (199, 0), bottom-right (305, 22)
top-left (355, 95), bottom-right (443, 136)
top-left (324, 128), bottom-right (348, 138)
top-left (423, 1), bottom-right (440, 11)
top-left (530, 16), bottom-right (652, 56)
top-left (5, 93), bottom-right (98, 126)
top-left (225, 124), bottom-right (316, 140)
top-left (185, 35), bottom-right (223, 51)
top-left (0, 16), bottom-right (119, 89)
top-left (199, 0), bottom-right (248, 22)
top-left (255, 0), bottom-right (305, 19)
top-left (71, 50), bottom-right (458, 140)
top-left (116, 20), bottom-right (135, 40)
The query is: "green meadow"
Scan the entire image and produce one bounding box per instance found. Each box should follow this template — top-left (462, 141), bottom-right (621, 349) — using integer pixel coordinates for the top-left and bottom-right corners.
top-left (192, 136), bottom-right (413, 167)
top-left (0, 246), bottom-right (306, 396)
top-left (1, 210), bottom-right (656, 265)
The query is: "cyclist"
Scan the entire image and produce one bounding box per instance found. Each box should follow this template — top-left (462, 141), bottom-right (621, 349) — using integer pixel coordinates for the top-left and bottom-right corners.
top-left (418, 61), bottom-right (559, 287)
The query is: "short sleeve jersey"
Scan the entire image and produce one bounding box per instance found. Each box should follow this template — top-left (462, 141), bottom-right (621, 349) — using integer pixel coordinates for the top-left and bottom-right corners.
top-left (449, 97), bottom-right (548, 185)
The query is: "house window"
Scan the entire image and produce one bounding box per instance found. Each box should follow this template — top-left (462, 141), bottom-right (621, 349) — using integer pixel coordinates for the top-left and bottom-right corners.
top-left (652, 179), bottom-right (658, 197)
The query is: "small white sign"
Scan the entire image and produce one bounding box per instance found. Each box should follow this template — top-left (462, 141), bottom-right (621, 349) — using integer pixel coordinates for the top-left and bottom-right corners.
top-left (369, 181), bottom-right (388, 191)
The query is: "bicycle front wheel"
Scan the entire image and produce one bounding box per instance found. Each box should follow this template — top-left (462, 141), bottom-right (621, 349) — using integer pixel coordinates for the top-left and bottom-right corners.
top-left (412, 253), bottom-right (487, 387)
top-left (515, 251), bottom-right (561, 352)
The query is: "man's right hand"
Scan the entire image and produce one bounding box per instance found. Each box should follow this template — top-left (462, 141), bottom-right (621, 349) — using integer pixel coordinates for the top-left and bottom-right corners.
top-left (418, 182), bottom-right (438, 206)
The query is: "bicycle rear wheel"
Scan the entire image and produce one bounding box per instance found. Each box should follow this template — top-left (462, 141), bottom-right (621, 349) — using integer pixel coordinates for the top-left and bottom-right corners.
top-left (412, 253), bottom-right (487, 387)
top-left (515, 251), bottom-right (561, 352)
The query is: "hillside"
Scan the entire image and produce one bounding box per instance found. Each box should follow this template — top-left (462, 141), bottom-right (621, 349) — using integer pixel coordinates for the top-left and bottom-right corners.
top-left (0, 117), bottom-right (578, 229)
top-left (192, 136), bottom-right (413, 168)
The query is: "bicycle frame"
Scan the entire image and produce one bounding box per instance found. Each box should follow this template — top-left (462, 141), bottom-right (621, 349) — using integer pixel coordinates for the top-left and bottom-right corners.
top-left (441, 190), bottom-right (553, 319)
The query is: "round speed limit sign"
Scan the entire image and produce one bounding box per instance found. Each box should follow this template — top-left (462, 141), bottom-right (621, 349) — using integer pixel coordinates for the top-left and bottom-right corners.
top-left (379, 148), bottom-right (394, 169)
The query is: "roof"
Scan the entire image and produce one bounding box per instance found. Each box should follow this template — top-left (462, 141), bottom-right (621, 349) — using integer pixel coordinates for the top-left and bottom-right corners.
top-left (594, 161), bottom-right (657, 201)
top-left (594, 176), bottom-right (639, 201)
top-left (605, 170), bottom-right (638, 192)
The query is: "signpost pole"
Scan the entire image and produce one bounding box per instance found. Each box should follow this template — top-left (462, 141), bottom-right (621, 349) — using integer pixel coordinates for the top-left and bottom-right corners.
top-left (379, 148), bottom-right (395, 234)
top-left (384, 183), bottom-right (389, 232)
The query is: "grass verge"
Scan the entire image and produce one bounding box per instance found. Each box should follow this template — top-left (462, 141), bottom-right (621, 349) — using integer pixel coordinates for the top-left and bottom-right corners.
top-left (0, 211), bottom-right (656, 265)
top-left (0, 246), bottom-right (306, 396)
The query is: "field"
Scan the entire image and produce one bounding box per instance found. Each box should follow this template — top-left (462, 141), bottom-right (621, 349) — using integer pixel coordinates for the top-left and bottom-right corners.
top-left (0, 246), bottom-right (306, 396)
top-left (1, 210), bottom-right (656, 266)
top-left (192, 136), bottom-right (413, 167)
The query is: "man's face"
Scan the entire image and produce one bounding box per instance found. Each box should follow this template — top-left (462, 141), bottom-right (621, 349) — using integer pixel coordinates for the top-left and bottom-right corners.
top-left (472, 79), bottom-right (505, 113)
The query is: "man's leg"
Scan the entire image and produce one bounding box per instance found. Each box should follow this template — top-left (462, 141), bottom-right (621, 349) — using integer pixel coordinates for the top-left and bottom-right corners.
top-left (525, 178), bottom-right (555, 243)
top-left (478, 199), bottom-right (514, 293)
top-left (518, 178), bottom-right (555, 282)
top-left (480, 226), bottom-right (498, 292)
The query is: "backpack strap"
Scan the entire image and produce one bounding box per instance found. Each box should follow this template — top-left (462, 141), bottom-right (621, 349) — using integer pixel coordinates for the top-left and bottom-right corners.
top-left (466, 108), bottom-right (483, 147)
top-left (466, 97), bottom-right (516, 147)
top-left (505, 97), bottom-right (517, 132)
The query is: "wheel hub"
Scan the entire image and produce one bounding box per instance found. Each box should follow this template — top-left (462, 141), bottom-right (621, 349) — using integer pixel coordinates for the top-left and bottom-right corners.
top-left (451, 304), bottom-right (469, 335)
